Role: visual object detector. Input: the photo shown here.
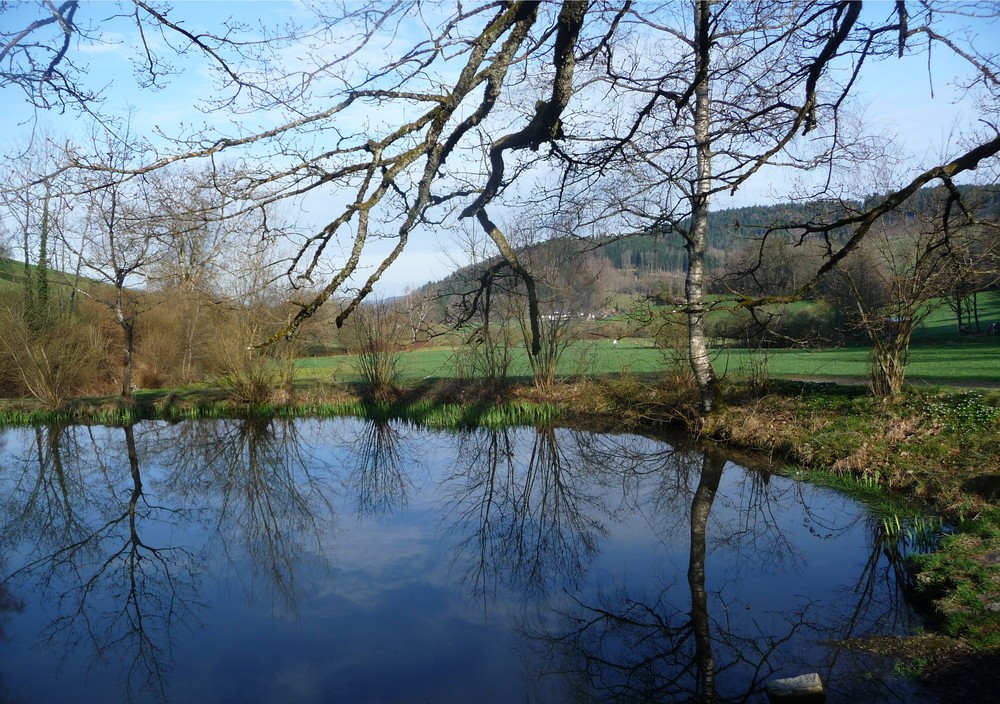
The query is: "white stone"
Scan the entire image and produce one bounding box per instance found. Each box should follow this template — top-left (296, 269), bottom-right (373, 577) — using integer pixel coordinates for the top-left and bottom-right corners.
top-left (766, 672), bottom-right (825, 703)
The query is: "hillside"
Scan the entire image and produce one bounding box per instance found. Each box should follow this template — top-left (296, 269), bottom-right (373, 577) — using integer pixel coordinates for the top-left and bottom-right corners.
top-left (0, 256), bottom-right (31, 290)
top-left (419, 186), bottom-right (998, 305)
top-left (418, 199), bottom-right (856, 301)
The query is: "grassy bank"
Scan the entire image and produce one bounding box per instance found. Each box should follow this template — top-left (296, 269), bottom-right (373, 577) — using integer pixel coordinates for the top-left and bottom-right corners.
top-left (698, 380), bottom-right (1000, 663)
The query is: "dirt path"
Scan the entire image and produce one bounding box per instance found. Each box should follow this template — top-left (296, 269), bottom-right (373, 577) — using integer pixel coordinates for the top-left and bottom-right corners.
top-left (775, 374), bottom-right (1000, 390)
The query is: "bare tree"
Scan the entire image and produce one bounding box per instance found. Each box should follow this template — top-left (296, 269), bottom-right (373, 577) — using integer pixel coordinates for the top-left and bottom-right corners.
top-left (449, 214), bottom-right (606, 389)
top-left (561, 3), bottom-right (999, 410)
top-left (145, 167), bottom-right (233, 295)
top-left (69, 126), bottom-right (162, 397)
top-left (345, 299), bottom-right (406, 403)
top-left (447, 223), bottom-right (521, 389)
top-left (828, 188), bottom-right (997, 400)
top-left (1, 0), bottom-right (92, 110)
top-left (514, 236), bottom-right (604, 388)
top-left (399, 286), bottom-right (435, 345)
top-left (208, 233), bottom-right (296, 404)
top-left (939, 191), bottom-right (1000, 334)
top-left (142, 166), bottom-right (257, 383)
top-left (0, 136), bottom-right (105, 403)
top-left (0, 0), bottom-right (281, 114)
top-left (0, 134), bottom-right (77, 325)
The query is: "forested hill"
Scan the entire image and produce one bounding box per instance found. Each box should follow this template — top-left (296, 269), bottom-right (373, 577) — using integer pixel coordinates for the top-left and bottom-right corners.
top-left (420, 185), bottom-right (998, 300)
top-left (596, 200), bottom-right (855, 274)
top-left (418, 200), bottom-right (853, 298)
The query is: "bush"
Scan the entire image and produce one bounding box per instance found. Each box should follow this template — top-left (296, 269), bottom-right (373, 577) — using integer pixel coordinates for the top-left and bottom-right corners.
top-left (220, 363), bottom-right (278, 404)
top-left (0, 308), bottom-right (105, 407)
top-left (451, 324), bottom-right (515, 390)
top-left (346, 302), bottom-right (404, 402)
top-left (136, 297), bottom-right (208, 385)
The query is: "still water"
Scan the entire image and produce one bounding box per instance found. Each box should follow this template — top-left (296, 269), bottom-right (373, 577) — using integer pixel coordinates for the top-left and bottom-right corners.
top-left (0, 418), bottom-right (931, 703)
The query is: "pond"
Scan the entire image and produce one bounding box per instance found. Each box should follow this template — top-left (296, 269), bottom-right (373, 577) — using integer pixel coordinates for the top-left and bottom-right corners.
top-left (0, 417), bottom-right (933, 703)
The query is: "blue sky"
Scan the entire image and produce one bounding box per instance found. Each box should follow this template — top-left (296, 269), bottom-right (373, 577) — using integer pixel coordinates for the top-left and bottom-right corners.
top-left (3, 1), bottom-right (997, 295)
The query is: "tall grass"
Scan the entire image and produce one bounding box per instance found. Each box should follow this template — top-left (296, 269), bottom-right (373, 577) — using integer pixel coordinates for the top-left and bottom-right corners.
top-left (279, 398), bottom-right (561, 429)
top-left (0, 396), bottom-right (562, 431)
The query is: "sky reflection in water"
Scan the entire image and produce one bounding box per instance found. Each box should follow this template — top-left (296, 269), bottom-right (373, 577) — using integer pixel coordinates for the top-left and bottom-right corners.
top-left (0, 418), bottom-right (930, 703)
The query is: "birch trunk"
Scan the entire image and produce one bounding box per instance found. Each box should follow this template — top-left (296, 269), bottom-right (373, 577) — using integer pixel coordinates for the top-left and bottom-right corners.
top-left (686, 0), bottom-right (719, 413)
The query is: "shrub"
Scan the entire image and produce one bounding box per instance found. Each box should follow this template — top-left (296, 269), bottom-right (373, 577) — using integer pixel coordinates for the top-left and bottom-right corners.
top-left (220, 362), bottom-right (278, 404)
top-left (0, 308), bottom-right (105, 407)
top-left (346, 302), bottom-right (404, 402)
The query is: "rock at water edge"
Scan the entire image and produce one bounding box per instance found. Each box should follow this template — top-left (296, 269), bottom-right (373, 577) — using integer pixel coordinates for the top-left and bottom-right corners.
top-left (765, 672), bottom-right (825, 703)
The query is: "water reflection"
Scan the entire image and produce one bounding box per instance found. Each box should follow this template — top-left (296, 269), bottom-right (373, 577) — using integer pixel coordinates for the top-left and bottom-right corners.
top-left (522, 436), bottom-right (924, 703)
top-left (0, 419), bottom-right (931, 703)
top-left (522, 448), bottom-right (803, 703)
top-left (442, 425), bottom-right (611, 600)
top-left (152, 417), bottom-right (335, 609)
top-left (347, 418), bottom-right (412, 518)
top-left (0, 423), bottom-right (201, 700)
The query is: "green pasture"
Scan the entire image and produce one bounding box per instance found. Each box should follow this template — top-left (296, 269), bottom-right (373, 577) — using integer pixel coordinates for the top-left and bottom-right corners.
top-left (911, 290), bottom-right (1000, 340)
top-left (0, 258), bottom-right (30, 292)
top-left (293, 341), bottom-right (663, 384)
top-left (766, 291), bottom-right (1000, 342)
top-left (717, 342), bottom-right (1000, 384)
top-left (294, 334), bottom-right (1000, 387)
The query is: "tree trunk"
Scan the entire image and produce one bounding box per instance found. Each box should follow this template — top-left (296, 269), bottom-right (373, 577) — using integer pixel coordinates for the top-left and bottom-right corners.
top-left (22, 198), bottom-right (34, 321)
top-left (688, 451), bottom-right (724, 702)
top-left (182, 299), bottom-right (201, 381)
top-left (117, 297), bottom-right (135, 398)
top-left (122, 321), bottom-right (134, 397)
top-left (870, 331), bottom-right (910, 402)
top-left (686, 0), bottom-right (719, 414)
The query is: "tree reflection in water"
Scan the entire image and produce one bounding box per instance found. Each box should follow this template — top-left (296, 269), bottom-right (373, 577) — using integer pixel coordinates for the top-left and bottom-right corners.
top-left (152, 417), bottom-right (336, 610)
top-left (346, 418), bottom-right (413, 518)
top-left (0, 418), bottom-right (344, 700)
top-left (521, 434), bottom-right (925, 704)
top-left (0, 423), bottom-right (201, 700)
top-left (0, 570), bottom-right (22, 702)
top-left (442, 425), bottom-right (609, 601)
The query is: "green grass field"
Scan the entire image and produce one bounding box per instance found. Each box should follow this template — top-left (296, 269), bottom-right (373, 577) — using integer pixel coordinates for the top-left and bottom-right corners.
top-left (717, 341), bottom-right (1000, 384)
top-left (911, 290), bottom-right (1000, 340)
top-left (294, 333), bottom-right (1000, 388)
top-left (293, 288), bottom-right (1000, 388)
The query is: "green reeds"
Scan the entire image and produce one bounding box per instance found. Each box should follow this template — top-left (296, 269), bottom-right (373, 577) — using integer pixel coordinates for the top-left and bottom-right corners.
top-left (881, 513), bottom-right (945, 555)
top-left (0, 397), bottom-right (562, 431)
top-left (279, 398), bottom-right (561, 429)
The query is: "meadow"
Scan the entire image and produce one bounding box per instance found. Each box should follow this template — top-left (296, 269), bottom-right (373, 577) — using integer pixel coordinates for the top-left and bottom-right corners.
top-left (295, 335), bottom-right (1000, 388)
top-left (294, 290), bottom-right (1000, 388)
